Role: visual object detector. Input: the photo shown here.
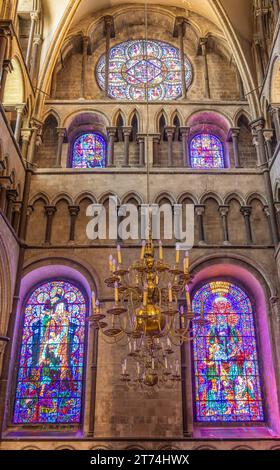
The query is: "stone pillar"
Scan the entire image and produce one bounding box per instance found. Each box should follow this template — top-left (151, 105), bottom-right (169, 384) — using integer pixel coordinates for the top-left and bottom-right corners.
top-left (80, 36), bottom-right (89, 99)
top-left (228, 127), bottom-right (241, 168)
top-left (104, 16), bottom-right (115, 97)
top-left (263, 205), bottom-right (275, 244)
top-left (44, 205), bottom-right (56, 244)
top-left (69, 205), bottom-right (80, 242)
top-left (263, 129), bottom-right (274, 161)
top-left (174, 17), bottom-right (187, 99)
top-left (14, 105), bottom-right (25, 143)
top-left (241, 206), bottom-right (253, 245)
top-left (251, 118), bottom-right (279, 245)
top-left (18, 167), bottom-right (33, 240)
top-left (275, 202), bottom-right (280, 228)
top-left (28, 119), bottom-right (42, 163)
top-left (0, 21), bottom-right (13, 80)
top-left (195, 205), bottom-right (206, 245)
top-left (180, 126), bottom-right (190, 167)
top-left (20, 128), bottom-right (32, 161)
top-left (137, 133), bottom-right (145, 166)
top-left (254, 39), bottom-right (265, 86)
top-left (25, 11), bottom-right (39, 70)
top-left (270, 107), bottom-right (280, 142)
top-left (122, 127), bottom-right (132, 166)
top-left (0, 183), bottom-right (7, 212)
top-left (236, 69), bottom-right (245, 100)
top-left (6, 189), bottom-right (17, 223)
top-left (11, 202), bottom-right (21, 234)
top-left (55, 128), bottom-right (66, 168)
top-left (30, 37), bottom-right (42, 84)
top-left (273, 0), bottom-right (280, 18)
top-left (219, 205), bottom-right (230, 245)
top-left (152, 134), bottom-right (161, 166)
top-left (107, 127), bottom-right (116, 167)
top-left (0, 59), bottom-right (12, 101)
top-left (165, 126), bottom-right (175, 167)
top-left (200, 38), bottom-right (210, 99)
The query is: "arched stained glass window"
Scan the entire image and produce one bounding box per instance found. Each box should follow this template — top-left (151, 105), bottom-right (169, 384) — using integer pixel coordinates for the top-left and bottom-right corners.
top-left (13, 280), bottom-right (87, 424)
top-left (192, 280), bottom-right (264, 423)
top-left (96, 39), bottom-right (192, 101)
top-left (190, 133), bottom-right (224, 169)
top-left (72, 133), bottom-right (106, 168)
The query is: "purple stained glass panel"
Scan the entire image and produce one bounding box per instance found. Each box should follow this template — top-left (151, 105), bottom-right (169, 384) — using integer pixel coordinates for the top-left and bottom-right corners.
top-left (72, 133), bottom-right (106, 168)
top-left (190, 133), bottom-right (224, 169)
top-left (13, 280), bottom-right (87, 424)
top-left (192, 281), bottom-right (264, 423)
top-left (96, 39), bottom-right (192, 101)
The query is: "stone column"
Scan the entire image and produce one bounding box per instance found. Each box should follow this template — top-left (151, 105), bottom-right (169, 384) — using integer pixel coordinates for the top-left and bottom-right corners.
top-left (0, 183), bottom-right (7, 212)
top-left (270, 107), bottom-right (280, 142)
top-left (263, 129), bottom-right (274, 161)
top-left (200, 38), bottom-right (210, 99)
top-left (20, 128), bottom-right (32, 161)
top-left (174, 17), bottom-right (187, 99)
top-left (6, 189), bottom-right (17, 223)
top-left (104, 16), bottom-right (115, 97)
top-left (180, 126), bottom-right (190, 167)
top-left (273, 0), bottom-right (280, 18)
top-left (69, 205), bottom-right (80, 242)
top-left (137, 133), bottom-right (145, 166)
top-left (44, 205), bottom-right (56, 244)
top-left (30, 37), bottom-right (42, 84)
top-left (263, 205), bottom-right (274, 244)
top-left (152, 134), bottom-right (161, 166)
top-left (26, 11), bottom-right (39, 70)
top-left (241, 206), bottom-right (253, 245)
top-left (236, 69), bottom-right (245, 100)
top-left (275, 202), bottom-right (280, 228)
top-left (165, 126), bottom-right (175, 167)
top-left (0, 20), bottom-right (13, 80)
top-left (0, 59), bottom-right (12, 101)
top-left (219, 205), bottom-right (230, 245)
top-left (251, 118), bottom-right (279, 245)
top-left (28, 119), bottom-right (42, 163)
top-left (11, 202), bottom-right (21, 234)
top-left (107, 127), bottom-right (116, 167)
top-left (80, 36), bottom-right (89, 99)
top-left (14, 105), bottom-right (25, 143)
top-left (18, 167), bottom-right (33, 240)
top-left (55, 128), bottom-right (66, 168)
top-left (122, 126), bottom-right (132, 166)
top-left (228, 127), bottom-right (241, 168)
top-left (195, 205), bottom-right (206, 245)
top-left (254, 39), bottom-right (265, 86)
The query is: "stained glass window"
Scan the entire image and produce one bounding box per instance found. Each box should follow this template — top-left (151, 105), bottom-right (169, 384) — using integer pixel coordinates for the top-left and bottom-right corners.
top-left (13, 280), bottom-right (87, 424)
top-left (72, 133), bottom-right (106, 168)
top-left (192, 280), bottom-right (264, 423)
top-left (96, 39), bottom-right (192, 101)
top-left (190, 133), bottom-right (225, 169)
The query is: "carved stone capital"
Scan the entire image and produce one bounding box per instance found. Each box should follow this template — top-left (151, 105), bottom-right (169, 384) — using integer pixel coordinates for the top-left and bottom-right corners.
top-left (195, 205), bottom-right (205, 216)
top-left (219, 205), bottom-right (230, 217)
top-left (250, 117), bottom-right (265, 133)
top-left (103, 15), bottom-right (115, 38)
top-left (240, 206), bottom-right (252, 217)
top-left (227, 127), bottom-right (240, 141)
top-left (57, 127), bottom-right (67, 139)
top-left (45, 205), bottom-right (56, 216)
top-left (69, 205), bottom-right (80, 217)
top-left (122, 126), bottom-right (132, 137)
top-left (107, 126), bottom-right (117, 138)
top-left (180, 126), bottom-right (190, 137)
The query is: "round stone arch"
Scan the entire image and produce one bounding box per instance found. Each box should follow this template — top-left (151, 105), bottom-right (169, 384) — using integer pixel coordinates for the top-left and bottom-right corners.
top-left (189, 255), bottom-right (280, 435)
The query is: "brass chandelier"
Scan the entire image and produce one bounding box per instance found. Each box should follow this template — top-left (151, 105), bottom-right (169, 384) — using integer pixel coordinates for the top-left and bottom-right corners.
top-left (89, 236), bottom-right (205, 392)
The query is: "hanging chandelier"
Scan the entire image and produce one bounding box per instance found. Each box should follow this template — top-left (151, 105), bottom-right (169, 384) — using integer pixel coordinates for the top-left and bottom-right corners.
top-left (89, 236), bottom-right (205, 392)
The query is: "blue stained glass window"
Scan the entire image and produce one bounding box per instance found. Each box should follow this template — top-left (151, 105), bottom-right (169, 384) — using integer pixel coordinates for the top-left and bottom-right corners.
top-left (192, 280), bottom-right (264, 423)
top-left (13, 280), bottom-right (87, 424)
top-left (190, 133), bottom-right (225, 169)
top-left (96, 39), bottom-right (192, 101)
top-left (72, 133), bottom-right (106, 168)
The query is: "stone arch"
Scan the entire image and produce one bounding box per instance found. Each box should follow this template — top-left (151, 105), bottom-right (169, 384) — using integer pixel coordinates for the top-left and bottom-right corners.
top-left (75, 191), bottom-right (97, 206)
top-left (153, 191), bottom-right (176, 206)
top-left (224, 192), bottom-right (246, 206)
top-left (29, 192), bottom-right (50, 207)
top-left (98, 191), bottom-right (120, 206)
top-left (246, 192), bottom-right (268, 207)
top-left (0, 234), bottom-right (12, 338)
top-left (232, 445), bottom-right (253, 450)
top-left (233, 108), bottom-right (252, 127)
top-left (121, 191), bottom-right (144, 205)
top-left (187, 110), bottom-right (231, 168)
top-left (237, 113), bottom-right (256, 168)
top-left (177, 192), bottom-right (199, 205)
top-left (113, 110), bottom-right (126, 127)
top-left (202, 196), bottom-right (224, 244)
top-left (200, 191), bottom-right (223, 206)
top-left (36, 113), bottom-right (59, 168)
top-left (51, 193), bottom-right (74, 207)
top-left (3, 57), bottom-right (25, 105)
top-left (63, 109), bottom-right (109, 130)
top-left (270, 55), bottom-right (280, 103)
top-left (195, 445), bottom-right (217, 450)
top-left (190, 255), bottom-right (280, 434)
top-left (226, 196), bottom-right (246, 245)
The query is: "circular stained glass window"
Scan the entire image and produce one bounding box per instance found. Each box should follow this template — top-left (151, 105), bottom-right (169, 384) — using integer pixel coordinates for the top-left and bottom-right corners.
top-left (96, 39), bottom-right (192, 101)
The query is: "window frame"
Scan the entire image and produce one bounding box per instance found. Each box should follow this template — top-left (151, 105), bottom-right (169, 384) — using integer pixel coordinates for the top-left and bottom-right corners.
top-left (9, 277), bottom-right (89, 433)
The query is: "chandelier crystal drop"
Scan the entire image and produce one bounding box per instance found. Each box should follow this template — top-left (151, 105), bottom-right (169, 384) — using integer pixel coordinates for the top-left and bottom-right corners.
top-left (88, 235), bottom-right (205, 392)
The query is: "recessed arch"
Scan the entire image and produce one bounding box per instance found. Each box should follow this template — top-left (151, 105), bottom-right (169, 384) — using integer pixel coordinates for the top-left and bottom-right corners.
top-left (3, 57), bottom-right (25, 105)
